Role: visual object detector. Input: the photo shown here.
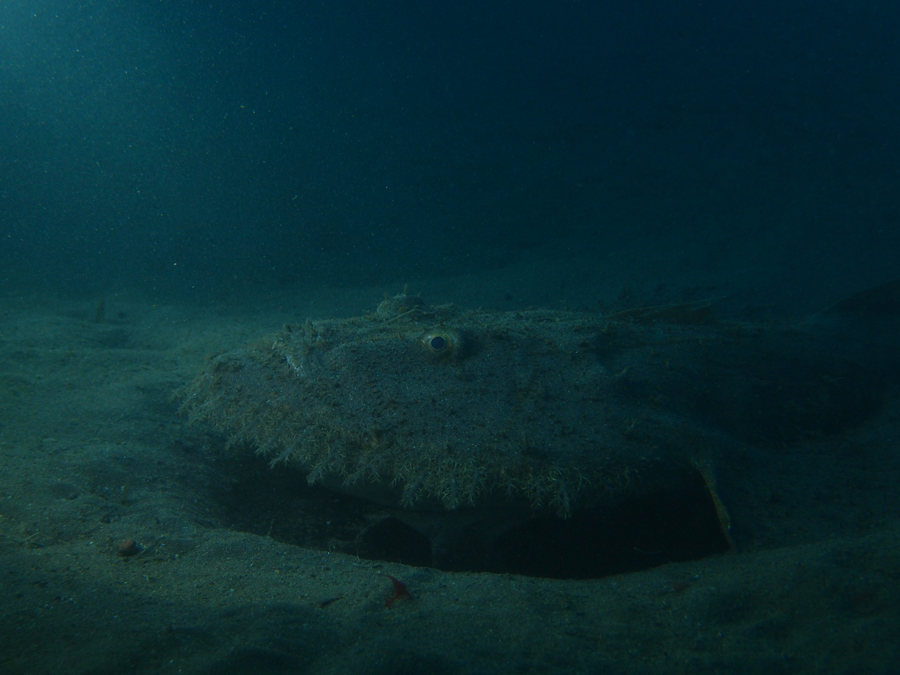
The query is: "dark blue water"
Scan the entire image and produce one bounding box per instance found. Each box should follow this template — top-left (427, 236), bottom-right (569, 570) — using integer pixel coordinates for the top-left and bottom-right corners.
top-left (1, 0), bottom-right (898, 303)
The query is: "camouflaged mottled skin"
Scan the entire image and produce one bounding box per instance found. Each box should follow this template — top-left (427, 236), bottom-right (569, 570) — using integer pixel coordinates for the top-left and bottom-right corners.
top-left (181, 293), bottom-right (884, 518)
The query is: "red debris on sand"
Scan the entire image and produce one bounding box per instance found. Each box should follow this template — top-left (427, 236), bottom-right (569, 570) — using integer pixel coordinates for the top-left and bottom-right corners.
top-left (380, 574), bottom-right (413, 607)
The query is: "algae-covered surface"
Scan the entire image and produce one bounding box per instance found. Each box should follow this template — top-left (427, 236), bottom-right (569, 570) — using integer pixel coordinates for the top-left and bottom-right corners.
top-left (1, 288), bottom-right (898, 674)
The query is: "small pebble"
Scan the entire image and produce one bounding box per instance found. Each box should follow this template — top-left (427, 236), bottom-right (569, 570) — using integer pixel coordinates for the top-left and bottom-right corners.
top-left (116, 539), bottom-right (143, 557)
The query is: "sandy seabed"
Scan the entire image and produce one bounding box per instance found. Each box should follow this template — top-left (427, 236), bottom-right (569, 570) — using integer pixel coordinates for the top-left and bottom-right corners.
top-left (1, 262), bottom-right (898, 675)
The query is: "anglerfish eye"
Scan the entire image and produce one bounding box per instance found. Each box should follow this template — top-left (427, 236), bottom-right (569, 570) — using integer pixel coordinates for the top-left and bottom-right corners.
top-left (421, 330), bottom-right (460, 357)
